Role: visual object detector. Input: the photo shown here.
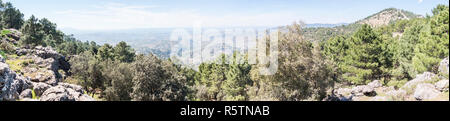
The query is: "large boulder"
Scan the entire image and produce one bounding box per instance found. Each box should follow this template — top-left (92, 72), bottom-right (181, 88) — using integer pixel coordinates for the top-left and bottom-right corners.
top-left (58, 83), bottom-right (84, 93)
top-left (40, 85), bottom-right (94, 101)
top-left (19, 89), bottom-right (33, 99)
top-left (16, 46), bottom-right (70, 85)
top-left (1, 60), bottom-right (34, 101)
top-left (414, 83), bottom-right (440, 101)
top-left (34, 46), bottom-right (61, 59)
top-left (403, 72), bottom-right (437, 90)
top-left (1, 62), bottom-right (17, 101)
top-left (15, 48), bottom-right (31, 56)
top-left (362, 86), bottom-right (376, 96)
top-left (326, 88), bottom-right (354, 101)
top-left (435, 80), bottom-right (449, 92)
top-left (439, 57), bottom-right (449, 77)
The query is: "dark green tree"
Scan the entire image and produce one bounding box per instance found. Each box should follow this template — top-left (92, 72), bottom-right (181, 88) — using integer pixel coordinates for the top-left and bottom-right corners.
top-left (113, 41), bottom-right (136, 63)
top-left (0, 2), bottom-right (24, 29)
top-left (20, 15), bottom-right (45, 47)
top-left (413, 5), bottom-right (449, 74)
top-left (131, 54), bottom-right (188, 101)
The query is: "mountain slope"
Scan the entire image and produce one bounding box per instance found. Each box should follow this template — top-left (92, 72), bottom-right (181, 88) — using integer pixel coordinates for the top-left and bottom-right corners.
top-left (356, 8), bottom-right (422, 27)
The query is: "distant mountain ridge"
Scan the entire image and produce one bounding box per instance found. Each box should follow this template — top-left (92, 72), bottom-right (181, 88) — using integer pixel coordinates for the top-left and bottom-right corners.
top-left (356, 8), bottom-right (423, 27)
top-left (302, 8), bottom-right (423, 42)
top-left (305, 23), bottom-right (349, 28)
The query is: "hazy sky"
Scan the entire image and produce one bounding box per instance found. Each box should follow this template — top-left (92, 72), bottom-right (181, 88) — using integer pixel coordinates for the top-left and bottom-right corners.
top-left (4, 0), bottom-right (448, 30)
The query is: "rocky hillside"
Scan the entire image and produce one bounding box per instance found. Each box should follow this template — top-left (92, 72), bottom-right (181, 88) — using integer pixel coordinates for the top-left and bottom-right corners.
top-left (325, 57), bottom-right (449, 101)
top-left (356, 8), bottom-right (422, 27)
top-left (0, 29), bottom-right (94, 101)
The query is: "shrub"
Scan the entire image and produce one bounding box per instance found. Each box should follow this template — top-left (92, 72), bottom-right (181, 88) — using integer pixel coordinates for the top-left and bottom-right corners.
top-left (0, 41), bottom-right (16, 53)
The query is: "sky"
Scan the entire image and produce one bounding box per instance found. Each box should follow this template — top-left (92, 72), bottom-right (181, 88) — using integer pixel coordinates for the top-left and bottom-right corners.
top-left (3, 0), bottom-right (449, 30)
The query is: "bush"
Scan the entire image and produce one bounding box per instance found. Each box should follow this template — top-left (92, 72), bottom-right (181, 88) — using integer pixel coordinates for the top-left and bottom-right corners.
top-left (103, 62), bottom-right (134, 101)
top-left (387, 79), bottom-right (408, 88)
top-left (130, 54), bottom-right (188, 101)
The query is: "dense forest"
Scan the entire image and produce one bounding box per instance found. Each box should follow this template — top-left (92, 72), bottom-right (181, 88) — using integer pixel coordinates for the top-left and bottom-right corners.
top-left (0, 0), bottom-right (448, 101)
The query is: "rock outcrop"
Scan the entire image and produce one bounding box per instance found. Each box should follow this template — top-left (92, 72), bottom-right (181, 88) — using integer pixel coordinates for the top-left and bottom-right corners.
top-left (32, 82), bottom-right (51, 97)
top-left (40, 85), bottom-right (94, 101)
top-left (435, 80), bottom-right (449, 92)
top-left (327, 58), bottom-right (449, 101)
top-left (6, 29), bottom-right (22, 42)
top-left (357, 8), bottom-right (422, 27)
top-left (19, 89), bottom-right (33, 99)
top-left (402, 72), bottom-right (438, 90)
top-left (0, 55), bottom-right (4, 63)
top-left (1, 55), bottom-right (33, 101)
top-left (12, 46), bottom-right (71, 86)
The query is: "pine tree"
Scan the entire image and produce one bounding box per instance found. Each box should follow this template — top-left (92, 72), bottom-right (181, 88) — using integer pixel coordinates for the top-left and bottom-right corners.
top-left (131, 54), bottom-right (188, 101)
top-left (341, 24), bottom-right (386, 85)
top-left (20, 15), bottom-right (45, 47)
top-left (222, 53), bottom-right (252, 101)
top-left (0, 2), bottom-right (24, 29)
top-left (96, 44), bottom-right (114, 61)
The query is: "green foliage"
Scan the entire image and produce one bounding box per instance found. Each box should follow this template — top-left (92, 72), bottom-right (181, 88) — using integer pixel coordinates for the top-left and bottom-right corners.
top-left (96, 42), bottom-right (135, 63)
top-left (324, 24), bottom-right (390, 85)
top-left (271, 23), bottom-right (336, 100)
top-left (39, 18), bottom-right (64, 48)
top-left (1, 29), bottom-right (10, 35)
top-left (103, 62), bottom-right (134, 101)
top-left (130, 54), bottom-right (188, 101)
top-left (113, 41), bottom-right (136, 63)
top-left (222, 54), bottom-right (252, 101)
top-left (31, 89), bottom-right (38, 99)
top-left (0, 50), bottom-right (6, 58)
top-left (3, 1), bottom-right (447, 101)
top-left (386, 79), bottom-right (408, 88)
top-left (321, 5), bottom-right (449, 88)
top-left (389, 19), bottom-right (427, 80)
top-left (322, 35), bottom-right (348, 63)
top-left (69, 51), bottom-right (105, 92)
top-left (19, 15), bottom-right (45, 47)
top-left (0, 40), bottom-right (15, 53)
top-left (0, 2), bottom-right (24, 29)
